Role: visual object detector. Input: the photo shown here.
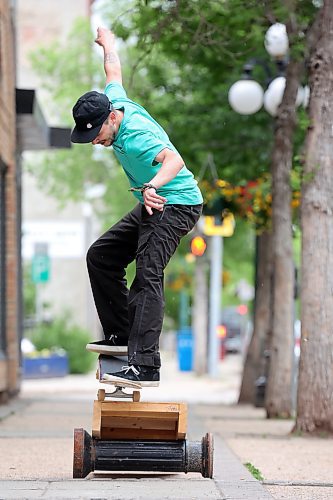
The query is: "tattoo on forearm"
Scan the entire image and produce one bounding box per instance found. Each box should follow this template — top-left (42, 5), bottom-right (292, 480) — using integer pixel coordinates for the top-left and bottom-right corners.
top-left (104, 53), bottom-right (118, 64)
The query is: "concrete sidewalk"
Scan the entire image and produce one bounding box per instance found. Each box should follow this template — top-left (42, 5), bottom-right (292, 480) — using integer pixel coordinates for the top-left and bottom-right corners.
top-left (196, 404), bottom-right (333, 500)
top-left (0, 353), bottom-right (331, 499)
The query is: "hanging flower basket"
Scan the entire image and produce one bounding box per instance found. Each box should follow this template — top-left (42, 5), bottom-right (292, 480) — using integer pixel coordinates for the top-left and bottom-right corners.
top-left (202, 196), bottom-right (225, 216)
top-left (200, 179), bottom-right (237, 216)
top-left (199, 174), bottom-right (301, 233)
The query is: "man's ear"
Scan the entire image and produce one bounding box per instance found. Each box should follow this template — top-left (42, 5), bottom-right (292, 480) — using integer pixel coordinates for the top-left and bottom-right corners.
top-left (109, 111), bottom-right (117, 124)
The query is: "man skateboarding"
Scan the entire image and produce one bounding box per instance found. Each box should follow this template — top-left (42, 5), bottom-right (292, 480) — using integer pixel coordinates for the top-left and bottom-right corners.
top-left (71, 28), bottom-right (203, 387)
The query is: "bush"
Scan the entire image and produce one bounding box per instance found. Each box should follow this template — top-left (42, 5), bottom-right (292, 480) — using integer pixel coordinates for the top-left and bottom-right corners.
top-left (30, 316), bottom-right (95, 374)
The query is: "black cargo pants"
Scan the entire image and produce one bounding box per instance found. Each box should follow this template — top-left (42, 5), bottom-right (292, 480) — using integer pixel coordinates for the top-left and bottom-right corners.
top-left (86, 202), bottom-right (202, 368)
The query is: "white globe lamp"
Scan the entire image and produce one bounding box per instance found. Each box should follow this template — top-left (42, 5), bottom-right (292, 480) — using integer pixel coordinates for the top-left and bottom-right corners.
top-left (268, 76), bottom-right (286, 105)
top-left (264, 23), bottom-right (289, 59)
top-left (263, 76), bottom-right (304, 116)
top-left (302, 85), bottom-right (310, 108)
top-left (228, 79), bottom-right (264, 115)
top-left (263, 88), bottom-right (279, 116)
top-left (295, 86), bottom-right (305, 107)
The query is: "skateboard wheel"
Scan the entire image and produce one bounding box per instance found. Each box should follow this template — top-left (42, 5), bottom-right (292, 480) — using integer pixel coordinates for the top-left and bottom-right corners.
top-left (133, 390), bottom-right (140, 402)
top-left (73, 428), bottom-right (93, 478)
top-left (97, 389), bottom-right (105, 401)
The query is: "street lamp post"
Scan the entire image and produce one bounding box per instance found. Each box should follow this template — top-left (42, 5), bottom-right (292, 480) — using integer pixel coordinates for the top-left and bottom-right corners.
top-left (228, 23), bottom-right (308, 117)
top-left (229, 22), bottom-right (303, 413)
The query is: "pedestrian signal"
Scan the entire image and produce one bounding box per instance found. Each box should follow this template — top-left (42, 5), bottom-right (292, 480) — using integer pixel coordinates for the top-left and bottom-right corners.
top-left (190, 236), bottom-right (207, 257)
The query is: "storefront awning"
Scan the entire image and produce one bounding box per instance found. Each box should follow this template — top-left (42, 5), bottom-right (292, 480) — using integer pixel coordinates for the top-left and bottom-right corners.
top-left (16, 89), bottom-right (71, 151)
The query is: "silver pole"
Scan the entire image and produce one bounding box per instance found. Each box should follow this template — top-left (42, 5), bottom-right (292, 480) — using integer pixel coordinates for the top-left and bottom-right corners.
top-left (208, 235), bottom-right (223, 377)
top-left (193, 256), bottom-right (208, 375)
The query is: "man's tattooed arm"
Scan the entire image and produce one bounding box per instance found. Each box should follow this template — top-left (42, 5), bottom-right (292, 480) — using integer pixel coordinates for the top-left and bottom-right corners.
top-left (104, 52), bottom-right (118, 65)
top-left (103, 48), bottom-right (122, 84)
top-left (95, 28), bottom-right (122, 84)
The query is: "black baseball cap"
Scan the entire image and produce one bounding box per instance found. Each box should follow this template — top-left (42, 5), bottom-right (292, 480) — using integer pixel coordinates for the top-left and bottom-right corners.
top-left (71, 91), bottom-right (113, 144)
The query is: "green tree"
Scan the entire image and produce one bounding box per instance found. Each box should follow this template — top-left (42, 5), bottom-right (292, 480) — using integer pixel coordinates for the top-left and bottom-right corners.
top-left (295, 2), bottom-right (333, 434)
top-left (107, 0), bottom-right (274, 183)
top-left (23, 264), bottom-right (36, 318)
top-left (31, 315), bottom-right (95, 374)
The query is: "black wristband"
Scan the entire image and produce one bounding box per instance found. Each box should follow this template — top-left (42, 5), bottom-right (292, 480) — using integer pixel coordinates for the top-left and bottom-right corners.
top-left (142, 183), bottom-right (157, 192)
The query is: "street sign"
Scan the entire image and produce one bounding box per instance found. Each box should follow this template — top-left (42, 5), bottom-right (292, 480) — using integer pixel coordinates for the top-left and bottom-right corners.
top-left (203, 213), bottom-right (235, 237)
top-left (32, 244), bottom-right (50, 284)
top-left (32, 254), bottom-right (50, 283)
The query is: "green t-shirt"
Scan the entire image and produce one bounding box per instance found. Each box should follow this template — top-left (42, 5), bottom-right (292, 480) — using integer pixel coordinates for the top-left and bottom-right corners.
top-left (104, 82), bottom-right (203, 205)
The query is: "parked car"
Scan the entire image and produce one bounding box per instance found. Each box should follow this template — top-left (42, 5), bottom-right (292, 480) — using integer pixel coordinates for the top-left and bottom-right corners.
top-left (219, 305), bottom-right (250, 354)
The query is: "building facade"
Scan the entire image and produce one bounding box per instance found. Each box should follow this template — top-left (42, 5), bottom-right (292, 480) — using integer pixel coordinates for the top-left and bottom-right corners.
top-left (0, 0), bottom-right (21, 401)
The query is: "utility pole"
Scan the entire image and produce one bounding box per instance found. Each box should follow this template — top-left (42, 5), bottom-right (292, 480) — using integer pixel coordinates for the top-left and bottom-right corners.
top-left (193, 256), bottom-right (208, 375)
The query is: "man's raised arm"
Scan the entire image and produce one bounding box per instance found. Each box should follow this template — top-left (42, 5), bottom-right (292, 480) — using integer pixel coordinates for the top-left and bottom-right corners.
top-left (95, 27), bottom-right (122, 85)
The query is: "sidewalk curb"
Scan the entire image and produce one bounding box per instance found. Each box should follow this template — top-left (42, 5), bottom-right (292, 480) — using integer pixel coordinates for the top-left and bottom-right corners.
top-left (0, 397), bottom-right (30, 422)
top-left (213, 435), bottom-right (274, 499)
top-left (189, 404), bottom-right (274, 499)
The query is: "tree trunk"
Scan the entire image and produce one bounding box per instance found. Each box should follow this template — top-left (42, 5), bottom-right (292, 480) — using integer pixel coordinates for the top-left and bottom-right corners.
top-left (265, 54), bottom-right (301, 418)
top-left (238, 231), bottom-right (273, 403)
top-left (295, 2), bottom-right (333, 434)
top-left (193, 257), bottom-right (208, 375)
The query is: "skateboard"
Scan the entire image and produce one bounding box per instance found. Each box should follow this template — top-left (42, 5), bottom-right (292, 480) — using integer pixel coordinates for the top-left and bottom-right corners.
top-left (96, 354), bottom-right (141, 402)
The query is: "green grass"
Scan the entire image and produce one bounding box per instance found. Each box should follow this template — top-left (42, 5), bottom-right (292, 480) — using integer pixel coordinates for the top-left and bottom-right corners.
top-left (244, 462), bottom-right (264, 481)
top-left (292, 429), bottom-right (303, 437)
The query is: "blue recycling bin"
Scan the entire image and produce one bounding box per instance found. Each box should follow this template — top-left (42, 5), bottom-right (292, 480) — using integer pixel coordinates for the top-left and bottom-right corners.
top-left (177, 327), bottom-right (193, 371)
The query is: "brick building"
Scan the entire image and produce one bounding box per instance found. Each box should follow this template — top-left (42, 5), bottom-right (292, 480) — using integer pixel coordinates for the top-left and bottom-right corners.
top-left (0, 0), bottom-right (72, 402)
top-left (0, 0), bottom-right (21, 401)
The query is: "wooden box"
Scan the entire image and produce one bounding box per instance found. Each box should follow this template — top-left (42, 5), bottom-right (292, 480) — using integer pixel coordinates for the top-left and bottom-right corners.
top-left (92, 401), bottom-right (187, 441)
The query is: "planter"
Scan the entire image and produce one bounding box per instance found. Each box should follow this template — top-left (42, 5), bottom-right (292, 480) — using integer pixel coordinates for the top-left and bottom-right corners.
top-left (23, 353), bottom-right (69, 378)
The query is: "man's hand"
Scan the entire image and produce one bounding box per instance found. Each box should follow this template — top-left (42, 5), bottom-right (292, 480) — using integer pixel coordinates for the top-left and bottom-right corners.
top-left (95, 27), bottom-right (115, 49)
top-left (143, 188), bottom-right (167, 215)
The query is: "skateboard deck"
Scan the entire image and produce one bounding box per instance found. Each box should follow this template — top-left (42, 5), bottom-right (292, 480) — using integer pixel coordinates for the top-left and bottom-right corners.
top-left (96, 354), bottom-right (141, 402)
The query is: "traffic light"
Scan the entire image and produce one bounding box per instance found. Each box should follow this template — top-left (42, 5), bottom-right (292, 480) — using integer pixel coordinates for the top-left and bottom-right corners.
top-left (203, 213), bottom-right (235, 236)
top-left (190, 235), bottom-right (207, 257)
